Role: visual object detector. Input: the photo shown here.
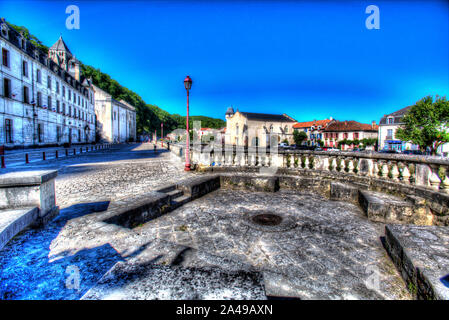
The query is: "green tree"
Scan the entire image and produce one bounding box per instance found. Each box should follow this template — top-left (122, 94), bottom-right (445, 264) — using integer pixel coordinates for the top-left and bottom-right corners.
top-left (396, 95), bottom-right (449, 155)
top-left (293, 130), bottom-right (308, 145)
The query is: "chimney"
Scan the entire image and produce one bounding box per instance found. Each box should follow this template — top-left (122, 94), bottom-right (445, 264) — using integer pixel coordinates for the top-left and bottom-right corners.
top-left (371, 121), bottom-right (376, 129)
top-left (329, 116), bottom-right (333, 121)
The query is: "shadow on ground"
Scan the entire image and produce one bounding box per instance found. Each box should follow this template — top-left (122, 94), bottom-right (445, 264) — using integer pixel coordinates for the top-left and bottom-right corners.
top-left (0, 201), bottom-right (125, 300)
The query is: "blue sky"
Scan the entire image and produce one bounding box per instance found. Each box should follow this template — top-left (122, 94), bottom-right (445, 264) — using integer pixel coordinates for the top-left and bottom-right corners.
top-left (1, 0), bottom-right (448, 123)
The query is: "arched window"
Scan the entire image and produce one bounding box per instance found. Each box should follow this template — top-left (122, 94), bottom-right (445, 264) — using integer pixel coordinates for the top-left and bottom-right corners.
top-left (284, 125), bottom-right (288, 133)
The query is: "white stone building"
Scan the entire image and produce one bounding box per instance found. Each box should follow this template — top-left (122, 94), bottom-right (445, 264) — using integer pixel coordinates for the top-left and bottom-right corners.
top-left (225, 107), bottom-right (296, 147)
top-left (92, 85), bottom-right (136, 143)
top-left (0, 18), bottom-right (96, 148)
top-left (378, 106), bottom-right (418, 152)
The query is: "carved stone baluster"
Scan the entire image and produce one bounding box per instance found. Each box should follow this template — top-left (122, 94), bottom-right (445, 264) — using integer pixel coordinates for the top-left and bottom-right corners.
top-left (429, 164), bottom-right (442, 190)
top-left (380, 161), bottom-right (389, 178)
top-left (331, 157), bottom-right (337, 172)
top-left (373, 160), bottom-right (379, 177)
top-left (390, 162), bottom-right (400, 181)
top-left (347, 159), bottom-right (354, 174)
top-left (257, 154), bottom-right (262, 167)
top-left (401, 163), bottom-right (411, 184)
top-left (304, 156), bottom-right (309, 169)
top-left (441, 166), bottom-right (449, 193)
top-left (241, 153), bottom-right (247, 166)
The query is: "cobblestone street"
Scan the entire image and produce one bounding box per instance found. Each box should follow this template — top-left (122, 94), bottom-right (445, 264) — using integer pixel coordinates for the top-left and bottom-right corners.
top-left (2, 143), bottom-right (191, 208)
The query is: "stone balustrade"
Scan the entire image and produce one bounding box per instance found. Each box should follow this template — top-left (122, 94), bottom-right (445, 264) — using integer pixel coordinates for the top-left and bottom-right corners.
top-left (174, 144), bottom-right (449, 194)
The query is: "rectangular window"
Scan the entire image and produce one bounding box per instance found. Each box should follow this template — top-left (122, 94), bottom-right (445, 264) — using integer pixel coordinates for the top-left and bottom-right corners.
top-left (22, 60), bottom-right (28, 77)
top-left (68, 89), bottom-right (71, 100)
top-left (5, 119), bottom-right (12, 143)
top-left (387, 129), bottom-right (393, 138)
top-left (37, 92), bottom-right (42, 107)
top-left (62, 86), bottom-right (65, 97)
top-left (56, 82), bottom-right (59, 94)
top-left (354, 133), bottom-right (359, 139)
top-left (63, 103), bottom-right (66, 115)
top-left (2, 48), bottom-right (9, 67)
top-left (56, 100), bottom-right (60, 113)
top-left (47, 76), bottom-right (52, 89)
top-left (23, 86), bottom-right (29, 103)
top-left (37, 124), bottom-right (43, 143)
top-left (57, 126), bottom-right (62, 143)
top-left (3, 78), bottom-right (11, 98)
top-left (36, 69), bottom-right (41, 83)
top-left (47, 96), bottom-right (52, 109)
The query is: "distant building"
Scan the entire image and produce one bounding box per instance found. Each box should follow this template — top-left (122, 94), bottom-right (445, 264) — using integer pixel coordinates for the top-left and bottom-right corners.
top-left (378, 106), bottom-right (449, 154)
top-left (323, 120), bottom-right (378, 150)
top-left (293, 118), bottom-right (335, 146)
top-left (378, 106), bottom-right (418, 152)
top-left (93, 85), bottom-right (136, 143)
top-left (224, 107), bottom-right (296, 147)
top-left (0, 18), bottom-right (96, 148)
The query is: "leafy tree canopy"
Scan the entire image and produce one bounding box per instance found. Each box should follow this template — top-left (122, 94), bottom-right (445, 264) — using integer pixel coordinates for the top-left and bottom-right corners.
top-left (396, 95), bottom-right (449, 155)
top-left (293, 130), bottom-right (308, 145)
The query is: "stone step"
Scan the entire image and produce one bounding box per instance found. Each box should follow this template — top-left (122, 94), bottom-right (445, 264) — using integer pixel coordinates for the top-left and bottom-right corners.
top-left (154, 184), bottom-right (176, 193)
top-left (358, 190), bottom-right (414, 224)
top-left (166, 189), bottom-right (184, 199)
top-left (171, 195), bottom-right (191, 209)
top-left (0, 207), bottom-right (39, 251)
top-left (384, 224), bottom-right (449, 300)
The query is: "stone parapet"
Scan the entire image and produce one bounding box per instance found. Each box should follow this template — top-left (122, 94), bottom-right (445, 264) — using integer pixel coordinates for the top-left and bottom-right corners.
top-left (0, 170), bottom-right (59, 226)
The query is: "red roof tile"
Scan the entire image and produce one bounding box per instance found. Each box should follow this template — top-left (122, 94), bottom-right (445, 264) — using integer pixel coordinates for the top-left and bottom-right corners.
top-left (324, 120), bottom-right (377, 132)
top-left (293, 119), bottom-right (332, 129)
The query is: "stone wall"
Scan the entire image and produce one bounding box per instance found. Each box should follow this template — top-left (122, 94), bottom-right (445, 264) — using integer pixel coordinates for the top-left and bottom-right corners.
top-left (167, 144), bottom-right (449, 225)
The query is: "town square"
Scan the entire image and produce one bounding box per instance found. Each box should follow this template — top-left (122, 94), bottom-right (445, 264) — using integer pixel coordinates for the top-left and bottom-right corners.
top-left (0, 0), bottom-right (448, 305)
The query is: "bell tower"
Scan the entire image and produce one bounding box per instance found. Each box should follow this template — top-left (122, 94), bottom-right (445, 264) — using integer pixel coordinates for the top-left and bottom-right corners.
top-left (48, 36), bottom-right (73, 72)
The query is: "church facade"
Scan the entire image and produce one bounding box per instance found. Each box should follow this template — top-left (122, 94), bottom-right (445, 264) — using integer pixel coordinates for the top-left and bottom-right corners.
top-left (225, 107), bottom-right (296, 147)
top-left (0, 18), bottom-right (96, 148)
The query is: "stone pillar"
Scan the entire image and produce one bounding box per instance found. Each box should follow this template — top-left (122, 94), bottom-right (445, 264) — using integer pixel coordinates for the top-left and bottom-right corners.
top-left (0, 170), bottom-right (59, 226)
top-left (415, 164), bottom-right (431, 187)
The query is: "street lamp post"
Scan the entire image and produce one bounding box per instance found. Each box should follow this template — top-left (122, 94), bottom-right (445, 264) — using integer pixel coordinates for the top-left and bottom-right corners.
top-left (161, 123), bottom-right (163, 147)
top-left (184, 75), bottom-right (192, 171)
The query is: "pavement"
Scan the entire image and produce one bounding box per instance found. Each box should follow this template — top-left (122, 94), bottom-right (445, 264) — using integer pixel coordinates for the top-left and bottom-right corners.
top-left (0, 144), bottom-right (109, 168)
top-left (0, 143), bottom-right (413, 300)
